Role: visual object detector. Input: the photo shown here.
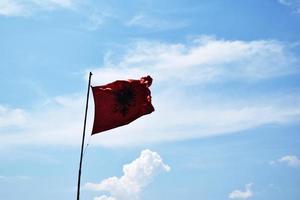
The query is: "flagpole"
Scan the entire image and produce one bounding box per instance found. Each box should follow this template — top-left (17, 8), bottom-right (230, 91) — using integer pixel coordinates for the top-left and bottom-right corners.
top-left (77, 71), bottom-right (92, 200)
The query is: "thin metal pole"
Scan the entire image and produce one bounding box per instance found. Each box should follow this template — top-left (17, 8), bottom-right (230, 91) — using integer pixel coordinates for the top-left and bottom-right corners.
top-left (77, 72), bottom-right (92, 200)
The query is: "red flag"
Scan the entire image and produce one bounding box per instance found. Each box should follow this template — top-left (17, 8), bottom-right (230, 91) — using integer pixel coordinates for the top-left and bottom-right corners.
top-left (91, 75), bottom-right (154, 134)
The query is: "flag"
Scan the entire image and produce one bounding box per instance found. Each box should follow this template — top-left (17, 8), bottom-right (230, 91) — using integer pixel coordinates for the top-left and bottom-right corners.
top-left (91, 75), bottom-right (154, 134)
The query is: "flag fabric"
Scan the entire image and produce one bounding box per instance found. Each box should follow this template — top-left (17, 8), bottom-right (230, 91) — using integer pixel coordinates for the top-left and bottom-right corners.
top-left (91, 75), bottom-right (154, 134)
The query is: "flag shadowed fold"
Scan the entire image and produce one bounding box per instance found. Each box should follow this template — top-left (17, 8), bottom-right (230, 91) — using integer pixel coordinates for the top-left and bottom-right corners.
top-left (91, 75), bottom-right (154, 135)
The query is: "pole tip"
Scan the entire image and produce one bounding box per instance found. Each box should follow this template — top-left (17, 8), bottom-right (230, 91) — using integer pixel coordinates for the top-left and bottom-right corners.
top-left (89, 72), bottom-right (93, 76)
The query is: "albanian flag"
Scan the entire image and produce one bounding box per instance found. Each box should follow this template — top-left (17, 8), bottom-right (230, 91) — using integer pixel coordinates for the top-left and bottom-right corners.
top-left (91, 75), bottom-right (154, 135)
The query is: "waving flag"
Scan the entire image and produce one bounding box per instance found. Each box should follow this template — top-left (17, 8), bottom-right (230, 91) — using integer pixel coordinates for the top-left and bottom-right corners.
top-left (91, 75), bottom-right (154, 134)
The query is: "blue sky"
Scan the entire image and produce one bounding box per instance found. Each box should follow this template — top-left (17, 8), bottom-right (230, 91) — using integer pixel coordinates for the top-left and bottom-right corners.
top-left (1, 0), bottom-right (300, 200)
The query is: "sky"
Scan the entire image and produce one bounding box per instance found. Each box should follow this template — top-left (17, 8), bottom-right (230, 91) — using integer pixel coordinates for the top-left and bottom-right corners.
top-left (0, 0), bottom-right (300, 199)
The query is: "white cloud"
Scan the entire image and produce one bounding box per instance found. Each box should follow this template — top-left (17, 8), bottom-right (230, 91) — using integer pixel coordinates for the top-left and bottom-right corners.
top-left (85, 149), bottom-right (170, 200)
top-left (84, 13), bottom-right (106, 31)
top-left (278, 0), bottom-right (300, 13)
top-left (32, 0), bottom-right (75, 9)
top-left (0, 0), bottom-right (26, 16)
top-left (229, 183), bottom-right (253, 199)
top-left (279, 0), bottom-right (292, 5)
top-left (0, 94), bottom-right (86, 147)
top-left (0, 105), bottom-right (28, 128)
top-left (126, 14), bottom-right (155, 28)
top-left (278, 155), bottom-right (300, 167)
top-left (91, 36), bottom-right (299, 85)
top-left (86, 36), bottom-right (300, 146)
top-left (0, 0), bottom-right (77, 16)
top-left (94, 195), bottom-right (116, 200)
top-left (1, 37), bottom-right (300, 147)
top-left (126, 14), bottom-right (187, 30)
top-left (278, 0), bottom-right (299, 6)
top-left (82, 9), bottom-right (117, 31)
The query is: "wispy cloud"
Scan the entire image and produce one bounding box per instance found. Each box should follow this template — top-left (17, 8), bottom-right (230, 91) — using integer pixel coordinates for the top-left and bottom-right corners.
top-left (1, 36), bottom-right (300, 147)
top-left (271, 155), bottom-right (300, 167)
top-left (126, 14), bottom-right (187, 30)
top-left (84, 13), bottom-right (106, 31)
top-left (0, 175), bottom-right (32, 181)
top-left (91, 36), bottom-right (299, 84)
top-left (0, 94), bottom-right (86, 147)
top-left (85, 149), bottom-right (170, 200)
top-left (278, 155), bottom-right (300, 167)
top-left (82, 8), bottom-right (117, 31)
top-left (0, 0), bottom-right (78, 16)
top-left (32, 0), bottom-right (76, 9)
top-left (0, 0), bottom-right (26, 16)
top-left (278, 0), bottom-right (300, 13)
top-left (0, 0), bottom-right (118, 32)
top-left (0, 105), bottom-right (28, 128)
top-left (229, 183), bottom-right (253, 199)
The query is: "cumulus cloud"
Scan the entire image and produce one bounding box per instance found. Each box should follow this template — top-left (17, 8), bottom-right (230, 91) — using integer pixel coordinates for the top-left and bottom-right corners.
top-left (1, 36), bottom-right (300, 147)
top-left (0, 0), bottom-right (77, 16)
top-left (85, 149), bottom-right (170, 200)
top-left (277, 155), bottom-right (300, 167)
top-left (229, 183), bottom-right (253, 199)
